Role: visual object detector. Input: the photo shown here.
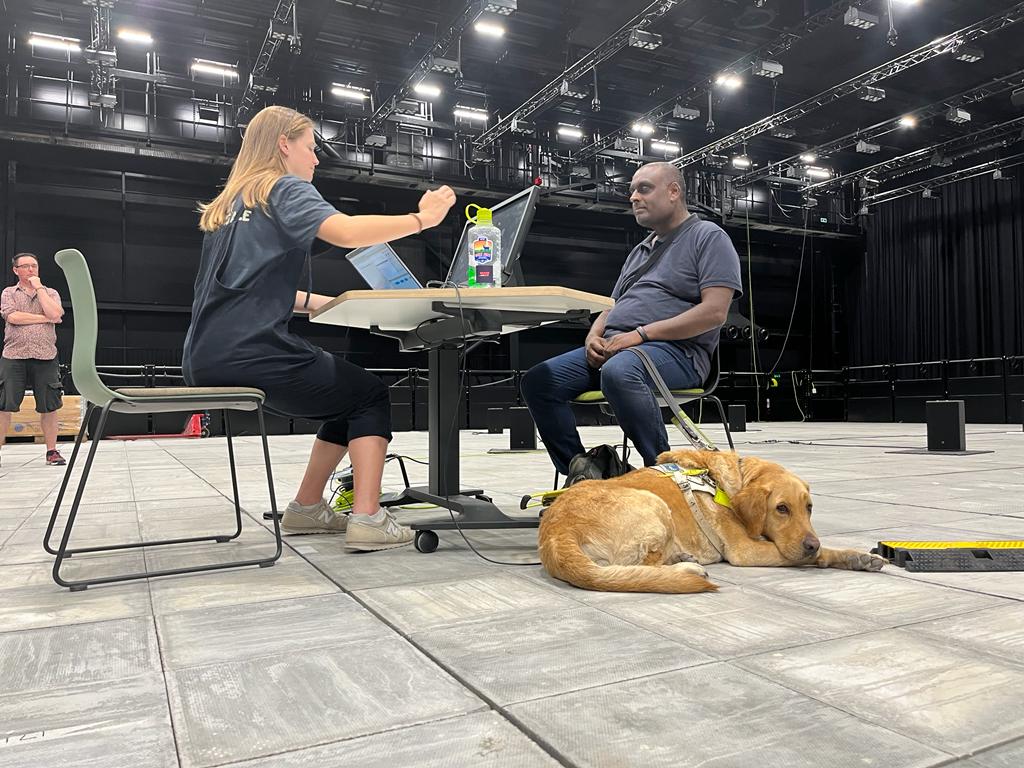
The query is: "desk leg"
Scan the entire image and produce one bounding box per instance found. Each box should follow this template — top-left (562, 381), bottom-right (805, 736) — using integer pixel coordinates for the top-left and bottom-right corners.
top-left (428, 346), bottom-right (461, 496)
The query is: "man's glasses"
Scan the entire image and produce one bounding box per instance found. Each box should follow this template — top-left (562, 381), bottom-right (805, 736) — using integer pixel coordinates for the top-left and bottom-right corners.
top-left (14, 264), bottom-right (38, 269)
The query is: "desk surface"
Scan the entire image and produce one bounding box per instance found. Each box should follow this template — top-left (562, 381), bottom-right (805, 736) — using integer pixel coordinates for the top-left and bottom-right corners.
top-left (310, 286), bottom-right (613, 332)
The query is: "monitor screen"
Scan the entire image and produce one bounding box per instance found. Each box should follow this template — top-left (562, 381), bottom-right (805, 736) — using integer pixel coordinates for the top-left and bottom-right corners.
top-left (446, 185), bottom-right (539, 287)
top-left (347, 243), bottom-right (422, 290)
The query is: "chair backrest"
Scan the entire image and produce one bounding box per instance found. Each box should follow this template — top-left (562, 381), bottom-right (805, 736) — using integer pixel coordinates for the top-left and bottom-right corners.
top-left (54, 248), bottom-right (119, 407)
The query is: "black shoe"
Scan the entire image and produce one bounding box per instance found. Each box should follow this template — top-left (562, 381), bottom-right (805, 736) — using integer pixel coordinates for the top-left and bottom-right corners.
top-left (46, 449), bottom-right (66, 466)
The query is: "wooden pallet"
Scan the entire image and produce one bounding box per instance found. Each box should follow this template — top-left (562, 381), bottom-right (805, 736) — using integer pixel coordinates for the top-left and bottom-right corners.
top-left (4, 394), bottom-right (83, 441)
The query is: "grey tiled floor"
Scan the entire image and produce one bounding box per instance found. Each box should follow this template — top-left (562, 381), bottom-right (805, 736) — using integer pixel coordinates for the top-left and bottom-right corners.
top-left (1, 421), bottom-right (1023, 767)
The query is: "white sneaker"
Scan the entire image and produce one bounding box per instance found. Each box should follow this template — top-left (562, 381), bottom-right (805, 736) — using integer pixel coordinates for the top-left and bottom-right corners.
top-left (281, 499), bottom-right (348, 535)
top-left (345, 508), bottom-right (413, 552)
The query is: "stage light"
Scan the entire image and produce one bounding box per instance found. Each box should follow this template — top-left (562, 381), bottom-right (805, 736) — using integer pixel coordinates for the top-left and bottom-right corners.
top-left (631, 121), bottom-right (656, 136)
top-left (715, 73), bottom-right (743, 89)
top-left (192, 59), bottom-right (239, 78)
top-left (945, 107), bottom-right (971, 124)
top-left (799, 153), bottom-right (817, 163)
top-left (332, 83), bottom-right (369, 101)
top-left (117, 29), bottom-right (153, 46)
top-left (753, 59), bottom-right (783, 79)
top-left (627, 30), bottom-right (662, 50)
top-left (805, 166), bottom-right (832, 179)
top-left (650, 139), bottom-right (680, 155)
top-left (731, 154), bottom-right (752, 169)
top-left (859, 86), bottom-right (886, 102)
top-left (557, 125), bottom-right (584, 140)
top-left (856, 140), bottom-right (880, 153)
top-left (474, 20), bottom-right (505, 37)
top-left (898, 115), bottom-right (917, 128)
top-left (844, 7), bottom-right (878, 29)
top-left (413, 82), bottom-right (442, 98)
top-left (454, 105), bottom-right (489, 121)
top-left (28, 33), bottom-right (80, 52)
top-left (954, 46), bottom-right (984, 63)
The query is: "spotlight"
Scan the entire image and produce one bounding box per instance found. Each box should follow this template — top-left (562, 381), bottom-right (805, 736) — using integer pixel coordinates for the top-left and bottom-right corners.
top-left (673, 104), bottom-right (700, 120)
top-left (650, 139), bottom-right (680, 155)
top-left (627, 30), bottom-right (662, 50)
top-left (474, 19), bottom-right (506, 37)
top-left (117, 29), bottom-right (153, 46)
top-left (770, 126), bottom-right (796, 139)
top-left (557, 80), bottom-right (590, 100)
top-left (510, 118), bottom-right (536, 135)
top-left (454, 105), bottom-right (489, 122)
top-left (946, 107), bottom-right (971, 124)
top-left (922, 187), bottom-right (941, 199)
top-left (731, 154), bottom-right (752, 169)
top-left (429, 56), bottom-right (461, 74)
top-left (715, 73), bottom-right (743, 89)
top-left (332, 83), bottom-right (370, 101)
top-left (799, 152), bottom-right (817, 163)
top-left (631, 121), bottom-right (656, 136)
top-left (753, 60), bottom-right (783, 79)
top-left (898, 115), bottom-right (918, 128)
top-left (843, 7), bottom-right (878, 29)
top-left (412, 82), bottom-right (442, 98)
top-left (855, 140), bottom-right (880, 154)
top-left (954, 46), bottom-right (984, 63)
top-left (557, 125), bottom-right (584, 140)
top-left (28, 33), bottom-right (81, 52)
top-left (804, 167), bottom-right (832, 180)
top-left (706, 154), bottom-right (729, 168)
top-left (482, 0), bottom-right (517, 14)
top-left (364, 134), bottom-right (389, 148)
top-left (859, 86), bottom-right (886, 102)
top-left (192, 59), bottom-right (239, 78)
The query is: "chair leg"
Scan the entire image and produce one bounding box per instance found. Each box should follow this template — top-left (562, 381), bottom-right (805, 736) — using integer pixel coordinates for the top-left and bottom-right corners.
top-left (222, 410), bottom-right (243, 541)
top-left (552, 469), bottom-right (559, 491)
top-left (44, 402), bottom-right (94, 555)
top-left (709, 396), bottom-right (735, 450)
top-left (256, 403), bottom-right (283, 565)
top-left (51, 401), bottom-right (284, 591)
top-left (621, 433), bottom-right (629, 467)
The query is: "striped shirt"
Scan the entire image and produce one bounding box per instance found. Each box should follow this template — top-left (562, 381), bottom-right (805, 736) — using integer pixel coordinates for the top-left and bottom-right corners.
top-left (1, 284), bottom-right (61, 360)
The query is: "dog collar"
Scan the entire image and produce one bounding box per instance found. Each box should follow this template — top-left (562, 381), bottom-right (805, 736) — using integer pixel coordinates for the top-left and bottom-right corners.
top-left (650, 463), bottom-right (732, 509)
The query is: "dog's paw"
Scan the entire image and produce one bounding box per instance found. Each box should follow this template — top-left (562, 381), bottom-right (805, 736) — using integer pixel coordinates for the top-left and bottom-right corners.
top-left (846, 551), bottom-right (887, 572)
top-left (670, 561), bottom-right (708, 578)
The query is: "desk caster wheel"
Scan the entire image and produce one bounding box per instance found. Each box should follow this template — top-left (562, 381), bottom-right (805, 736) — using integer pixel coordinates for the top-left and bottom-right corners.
top-left (415, 530), bottom-right (439, 553)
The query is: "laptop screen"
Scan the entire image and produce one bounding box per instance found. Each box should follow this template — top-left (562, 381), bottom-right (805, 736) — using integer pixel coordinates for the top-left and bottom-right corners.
top-left (346, 243), bottom-right (422, 290)
top-left (445, 186), bottom-right (539, 287)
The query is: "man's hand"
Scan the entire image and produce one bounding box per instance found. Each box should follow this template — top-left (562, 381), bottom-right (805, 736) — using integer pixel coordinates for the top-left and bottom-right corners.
top-left (585, 335), bottom-right (608, 368)
top-left (417, 185), bottom-right (456, 228)
top-left (603, 330), bottom-right (643, 357)
top-left (28, 276), bottom-right (43, 290)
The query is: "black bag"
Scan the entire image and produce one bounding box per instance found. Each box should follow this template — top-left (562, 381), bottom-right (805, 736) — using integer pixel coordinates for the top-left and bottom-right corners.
top-left (563, 444), bottom-right (635, 487)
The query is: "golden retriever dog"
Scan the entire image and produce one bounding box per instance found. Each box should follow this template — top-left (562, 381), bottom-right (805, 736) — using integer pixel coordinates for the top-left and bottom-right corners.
top-left (538, 449), bottom-right (886, 593)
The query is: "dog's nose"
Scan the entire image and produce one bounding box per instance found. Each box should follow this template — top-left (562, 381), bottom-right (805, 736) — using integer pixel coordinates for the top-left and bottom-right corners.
top-left (802, 535), bottom-right (820, 556)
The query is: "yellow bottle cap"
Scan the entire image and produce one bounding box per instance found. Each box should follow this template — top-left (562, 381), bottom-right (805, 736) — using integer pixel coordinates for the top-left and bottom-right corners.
top-left (465, 203), bottom-right (493, 226)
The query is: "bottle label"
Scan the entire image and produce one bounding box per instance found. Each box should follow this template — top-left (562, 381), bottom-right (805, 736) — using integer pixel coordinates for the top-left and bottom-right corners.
top-left (475, 264), bottom-right (494, 285)
top-left (471, 237), bottom-right (493, 264)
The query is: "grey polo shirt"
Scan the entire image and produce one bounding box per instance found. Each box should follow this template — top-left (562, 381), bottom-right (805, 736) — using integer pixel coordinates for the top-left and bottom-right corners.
top-left (605, 215), bottom-right (743, 381)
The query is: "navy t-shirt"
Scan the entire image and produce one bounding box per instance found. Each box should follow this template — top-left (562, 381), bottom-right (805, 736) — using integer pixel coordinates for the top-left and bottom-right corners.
top-left (183, 175), bottom-right (338, 383)
top-left (605, 216), bottom-right (743, 382)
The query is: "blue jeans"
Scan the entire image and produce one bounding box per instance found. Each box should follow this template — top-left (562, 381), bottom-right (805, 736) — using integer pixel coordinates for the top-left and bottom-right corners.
top-left (521, 342), bottom-right (701, 475)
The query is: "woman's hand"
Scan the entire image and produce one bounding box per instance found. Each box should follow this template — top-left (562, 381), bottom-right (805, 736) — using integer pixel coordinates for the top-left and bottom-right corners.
top-left (417, 185), bottom-right (456, 228)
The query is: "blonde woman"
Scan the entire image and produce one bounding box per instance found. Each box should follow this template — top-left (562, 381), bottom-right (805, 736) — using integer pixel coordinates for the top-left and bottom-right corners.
top-left (183, 106), bottom-right (455, 551)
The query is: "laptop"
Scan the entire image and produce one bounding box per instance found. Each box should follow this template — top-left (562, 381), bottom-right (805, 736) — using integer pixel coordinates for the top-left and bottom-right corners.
top-left (346, 243), bottom-right (423, 290)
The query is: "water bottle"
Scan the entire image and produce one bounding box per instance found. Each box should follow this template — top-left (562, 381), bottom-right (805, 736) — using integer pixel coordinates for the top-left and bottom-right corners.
top-left (465, 203), bottom-right (502, 288)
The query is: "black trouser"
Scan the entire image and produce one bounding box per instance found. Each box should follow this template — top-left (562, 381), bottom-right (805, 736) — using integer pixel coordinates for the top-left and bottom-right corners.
top-left (0, 357), bottom-right (64, 413)
top-left (186, 351), bottom-right (392, 446)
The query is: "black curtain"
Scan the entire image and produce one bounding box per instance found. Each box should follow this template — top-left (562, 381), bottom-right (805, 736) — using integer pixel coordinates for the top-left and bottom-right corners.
top-left (847, 172), bottom-right (1024, 365)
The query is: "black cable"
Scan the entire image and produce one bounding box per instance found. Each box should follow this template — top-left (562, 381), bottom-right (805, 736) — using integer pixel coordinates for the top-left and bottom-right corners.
top-left (765, 205), bottom-right (812, 379)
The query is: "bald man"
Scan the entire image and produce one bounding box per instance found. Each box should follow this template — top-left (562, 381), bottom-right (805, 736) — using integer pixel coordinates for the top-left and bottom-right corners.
top-left (521, 162), bottom-right (742, 474)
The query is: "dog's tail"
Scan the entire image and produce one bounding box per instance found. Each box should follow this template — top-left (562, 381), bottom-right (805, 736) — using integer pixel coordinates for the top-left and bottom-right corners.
top-left (540, 537), bottom-right (718, 594)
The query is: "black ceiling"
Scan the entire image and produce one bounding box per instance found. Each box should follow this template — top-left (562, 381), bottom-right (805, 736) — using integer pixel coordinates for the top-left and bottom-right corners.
top-left (9, 0), bottom-right (1024, 188)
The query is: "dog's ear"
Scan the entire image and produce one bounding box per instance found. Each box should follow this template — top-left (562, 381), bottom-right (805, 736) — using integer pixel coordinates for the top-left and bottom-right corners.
top-left (731, 483), bottom-right (770, 538)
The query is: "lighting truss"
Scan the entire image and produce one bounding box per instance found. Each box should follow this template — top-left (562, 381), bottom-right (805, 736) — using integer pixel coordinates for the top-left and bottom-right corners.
top-left (365, 1), bottom-right (482, 135)
top-left (862, 150), bottom-right (1024, 206)
top-left (732, 66), bottom-right (1024, 187)
top-left (575, 0), bottom-right (877, 163)
top-left (672, 2), bottom-right (1024, 170)
top-left (236, 0), bottom-right (296, 123)
top-left (472, 0), bottom-right (682, 149)
top-left (805, 115), bottom-right (1024, 192)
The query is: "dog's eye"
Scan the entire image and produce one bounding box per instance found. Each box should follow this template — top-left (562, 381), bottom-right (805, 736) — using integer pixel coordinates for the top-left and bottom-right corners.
top-left (807, 505), bottom-right (813, 516)
top-left (776, 504), bottom-right (790, 515)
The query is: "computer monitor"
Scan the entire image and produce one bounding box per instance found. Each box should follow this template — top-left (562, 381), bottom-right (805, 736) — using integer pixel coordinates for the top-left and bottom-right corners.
top-left (346, 243), bottom-right (423, 290)
top-left (445, 185), bottom-right (540, 287)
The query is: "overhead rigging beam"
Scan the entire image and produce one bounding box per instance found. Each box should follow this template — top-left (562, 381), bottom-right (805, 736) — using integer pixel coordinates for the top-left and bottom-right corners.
top-left (236, 0), bottom-right (297, 124)
top-left (472, 0), bottom-right (682, 150)
top-left (862, 150), bottom-right (1024, 206)
top-left (672, 2), bottom-right (1024, 170)
top-left (364, 1), bottom-right (483, 136)
top-left (734, 67), bottom-right (1024, 186)
top-left (575, 0), bottom-right (871, 164)
top-left (805, 115), bottom-right (1024, 193)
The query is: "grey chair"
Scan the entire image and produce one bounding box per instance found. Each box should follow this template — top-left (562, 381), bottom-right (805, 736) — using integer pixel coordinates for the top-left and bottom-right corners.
top-left (43, 248), bottom-right (282, 591)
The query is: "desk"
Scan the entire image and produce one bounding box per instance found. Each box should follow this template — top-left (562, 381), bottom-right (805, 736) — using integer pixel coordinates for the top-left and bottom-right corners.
top-left (311, 287), bottom-right (613, 549)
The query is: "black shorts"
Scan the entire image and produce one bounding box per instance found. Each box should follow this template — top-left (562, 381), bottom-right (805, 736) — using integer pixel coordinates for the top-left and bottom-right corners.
top-left (0, 357), bottom-right (64, 413)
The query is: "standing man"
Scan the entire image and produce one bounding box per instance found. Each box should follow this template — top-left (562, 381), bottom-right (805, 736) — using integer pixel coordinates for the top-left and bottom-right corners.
top-left (0, 253), bottom-right (67, 466)
top-left (522, 162), bottom-right (742, 474)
